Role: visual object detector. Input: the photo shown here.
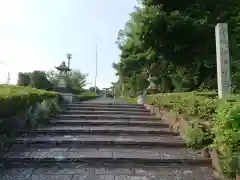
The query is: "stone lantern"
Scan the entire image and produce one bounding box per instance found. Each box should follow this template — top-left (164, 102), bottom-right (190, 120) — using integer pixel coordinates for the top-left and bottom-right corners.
top-left (55, 61), bottom-right (73, 103)
top-left (137, 75), bottom-right (157, 105)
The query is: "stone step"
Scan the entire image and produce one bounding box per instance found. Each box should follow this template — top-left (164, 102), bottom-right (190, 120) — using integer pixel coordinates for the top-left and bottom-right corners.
top-left (0, 163), bottom-right (216, 180)
top-left (31, 125), bottom-right (177, 136)
top-left (61, 110), bottom-right (151, 116)
top-left (1, 147), bottom-right (211, 166)
top-left (71, 102), bottom-right (141, 106)
top-left (50, 119), bottom-right (169, 127)
top-left (66, 104), bottom-right (146, 109)
top-left (9, 135), bottom-right (186, 148)
top-left (57, 114), bottom-right (161, 120)
top-left (66, 106), bottom-right (150, 112)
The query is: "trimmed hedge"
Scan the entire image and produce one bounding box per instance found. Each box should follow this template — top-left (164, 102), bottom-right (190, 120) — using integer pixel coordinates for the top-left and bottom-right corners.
top-left (147, 92), bottom-right (218, 124)
top-left (123, 92), bottom-right (240, 177)
top-left (0, 85), bottom-right (59, 117)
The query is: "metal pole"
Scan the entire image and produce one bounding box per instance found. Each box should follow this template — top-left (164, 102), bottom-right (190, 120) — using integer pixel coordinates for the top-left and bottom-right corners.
top-left (94, 37), bottom-right (98, 93)
top-left (7, 72), bottom-right (10, 84)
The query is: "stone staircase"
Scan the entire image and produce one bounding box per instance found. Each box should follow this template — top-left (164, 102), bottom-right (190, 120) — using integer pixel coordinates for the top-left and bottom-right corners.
top-left (0, 99), bottom-right (217, 179)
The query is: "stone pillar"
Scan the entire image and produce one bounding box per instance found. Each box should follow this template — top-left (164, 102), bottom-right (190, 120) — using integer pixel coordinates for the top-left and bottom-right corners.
top-left (215, 23), bottom-right (231, 98)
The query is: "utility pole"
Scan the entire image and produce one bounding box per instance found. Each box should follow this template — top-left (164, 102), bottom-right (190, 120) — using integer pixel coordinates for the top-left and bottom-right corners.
top-left (94, 36), bottom-right (99, 93)
top-left (7, 72), bottom-right (10, 84)
top-left (67, 53), bottom-right (72, 69)
top-left (0, 60), bottom-right (10, 84)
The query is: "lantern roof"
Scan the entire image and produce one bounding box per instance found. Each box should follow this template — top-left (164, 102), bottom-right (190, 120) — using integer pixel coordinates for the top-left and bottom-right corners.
top-left (55, 61), bottom-right (70, 71)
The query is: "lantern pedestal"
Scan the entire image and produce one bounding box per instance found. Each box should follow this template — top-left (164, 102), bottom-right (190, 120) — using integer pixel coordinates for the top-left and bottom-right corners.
top-left (62, 93), bottom-right (73, 103)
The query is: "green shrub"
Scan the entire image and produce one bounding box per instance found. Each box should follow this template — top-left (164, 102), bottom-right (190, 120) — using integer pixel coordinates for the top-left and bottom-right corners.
top-left (30, 71), bottom-right (53, 91)
top-left (123, 91), bottom-right (240, 177)
top-left (18, 71), bottom-right (53, 91)
top-left (17, 72), bottom-right (31, 86)
top-left (183, 120), bottom-right (214, 149)
top-left (75, 91), bottom-right (99, 101)
top-left (213, 100), bottom-right (240, 177)
top-left (0, 85), bottom-right (59, 117)
top-left (26, 103), bottom-right (49, 128)
top-left (184, 123), bottom-right (205, 148)
top-left (147, 92), bottom-right (217, 121)
top-left (25, 97), bottom-right (61, 129)
top-left (45, 98), bottom-right (62, 117)
top-left (121, 96), bottom-right (137, 103)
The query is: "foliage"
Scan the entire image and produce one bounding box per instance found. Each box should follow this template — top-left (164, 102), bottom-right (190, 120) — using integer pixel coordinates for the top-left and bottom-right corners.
top-left (45, 97), bottom-right (62, 117)
top-left (46, 69), bottom-right (87, 94)
top-left (26, 103), bottom-right (48, 128)
top-left (45, 70), bottom-right (60, 88)
top-left (147, 91), bottom-right (217, 121)
top-left (18, 69), bottom-right (87, 95)
top-left (30, 71), bottom-right (53, 90)
top-left (89, 87), bottom-right (101, 94)
top-left (18, 71), bottom-right (53, 91)
top-left (75, 91), bottom-right (99, 101)
top-left (26, 98), bottom-right (61, 128)
top-left (183, 122), bottom-right (206, 148)
top-left (213, 100), bottom-right (240, 176)
top-left (17, 72), bottom-right (31, 86)
top-left (121, 96), bottom-right (137, 103)
top-left (0, 84), bottom-right (59, 117)
top-left (113, 0), bottom-right (240, 96)
top-left (123, 92), bottom-right (240, 177)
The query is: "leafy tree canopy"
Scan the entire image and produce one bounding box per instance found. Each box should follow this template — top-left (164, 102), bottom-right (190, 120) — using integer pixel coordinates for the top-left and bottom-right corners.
top-left (113, 0), bottom-right (240, 96)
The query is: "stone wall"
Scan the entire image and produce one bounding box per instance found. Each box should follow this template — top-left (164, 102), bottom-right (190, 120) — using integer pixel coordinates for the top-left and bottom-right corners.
top-left (144, 104), bottom-right (188, 136)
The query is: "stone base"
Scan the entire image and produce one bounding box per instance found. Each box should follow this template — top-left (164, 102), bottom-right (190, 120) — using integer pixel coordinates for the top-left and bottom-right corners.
top-left (137, 96), bottom-right (146, 104)
top-left (61, 93), bottom-right (73, 103)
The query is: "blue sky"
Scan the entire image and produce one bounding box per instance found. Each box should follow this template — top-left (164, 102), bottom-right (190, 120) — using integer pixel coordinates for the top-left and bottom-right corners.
top-left (0, 0), bottom-right (136, 88)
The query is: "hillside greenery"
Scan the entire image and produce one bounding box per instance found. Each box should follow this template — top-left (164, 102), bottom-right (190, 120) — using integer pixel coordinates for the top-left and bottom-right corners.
top-left (113, 0), bottom-right (240, 96)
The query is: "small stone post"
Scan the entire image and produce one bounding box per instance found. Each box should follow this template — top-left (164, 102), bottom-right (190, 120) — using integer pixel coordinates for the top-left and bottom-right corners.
top-left (137, 93), bottom-right (146, 104)
top-left (215, 23), bottom-right (231, 98)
